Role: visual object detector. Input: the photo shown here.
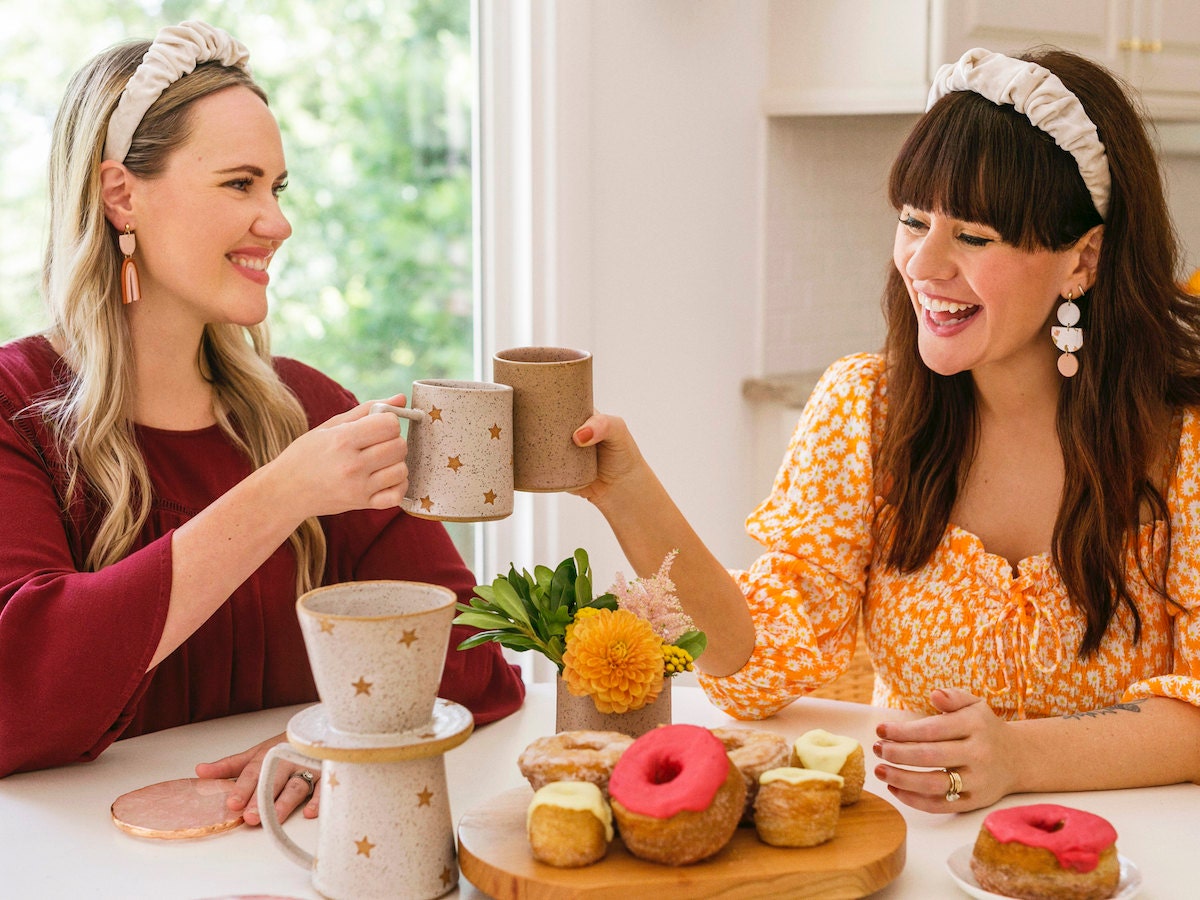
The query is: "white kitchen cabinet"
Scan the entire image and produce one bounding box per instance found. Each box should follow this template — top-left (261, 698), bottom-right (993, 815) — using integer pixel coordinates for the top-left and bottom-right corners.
top-left (764, 0), bottom-right (1200, 120)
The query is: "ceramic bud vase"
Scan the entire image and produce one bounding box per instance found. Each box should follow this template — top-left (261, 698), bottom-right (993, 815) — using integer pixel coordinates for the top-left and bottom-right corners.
top-left (555, 677), bottom-right (672, 738)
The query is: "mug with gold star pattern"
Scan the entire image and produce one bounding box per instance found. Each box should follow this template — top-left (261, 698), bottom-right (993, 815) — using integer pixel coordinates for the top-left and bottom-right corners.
top-left (371, 378), bottom-right (514, 522)
top-left (296, 580), bottom-right (457, 735)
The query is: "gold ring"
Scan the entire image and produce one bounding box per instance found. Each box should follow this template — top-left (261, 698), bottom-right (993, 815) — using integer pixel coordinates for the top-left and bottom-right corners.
top-left (291, 769), bottom-right (316, 797)
top-left (943, 767), bottom-right (963, 802)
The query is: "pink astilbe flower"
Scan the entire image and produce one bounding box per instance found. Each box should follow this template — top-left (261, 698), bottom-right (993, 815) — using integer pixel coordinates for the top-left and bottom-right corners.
top-left (608, 549), bottom-right (695, 644)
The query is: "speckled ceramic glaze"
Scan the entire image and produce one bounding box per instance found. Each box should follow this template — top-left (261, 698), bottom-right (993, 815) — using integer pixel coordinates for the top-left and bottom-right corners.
top-left (297, 581), bottom-right (455, 735)
top-left (372, 379), bottom-right (514, 522)
top-left (554, 676), bottom-right (672, 738)
top-left (257, 699), bottom-right (473, 900)
top-left (492, 347), bottom-right (597, 492)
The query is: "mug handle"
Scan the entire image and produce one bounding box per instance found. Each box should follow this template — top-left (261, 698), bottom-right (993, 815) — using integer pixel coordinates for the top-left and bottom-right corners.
top-left (257, 744), bottom-right (321, 870)
top-left (369, 402), bottom-right (428, 423)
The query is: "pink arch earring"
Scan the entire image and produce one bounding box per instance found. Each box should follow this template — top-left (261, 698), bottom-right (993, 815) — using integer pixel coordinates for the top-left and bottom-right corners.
top-left (119, 225), bottom-right (141, 305)
top-left (1051, 285), bottom-right (1084, 377)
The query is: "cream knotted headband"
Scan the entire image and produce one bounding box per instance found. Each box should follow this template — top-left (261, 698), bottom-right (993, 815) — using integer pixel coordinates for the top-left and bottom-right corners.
top-left (103, 20), bottom-right (251, 163)
top-left (926, 48), bottom-right (1111, 221)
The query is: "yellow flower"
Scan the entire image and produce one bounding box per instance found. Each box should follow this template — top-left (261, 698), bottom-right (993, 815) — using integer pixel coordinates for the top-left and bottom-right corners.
top-left (564, 605), bottom-right (602, 644)
top-left (562, 608), bottom-right (664, 713)
top-left (663, 643), bottom-right (694, 675)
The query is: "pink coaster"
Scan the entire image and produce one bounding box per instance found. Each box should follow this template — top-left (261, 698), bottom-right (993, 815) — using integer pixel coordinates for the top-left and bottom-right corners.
top-left (111, 777), bottom-right (244, 840)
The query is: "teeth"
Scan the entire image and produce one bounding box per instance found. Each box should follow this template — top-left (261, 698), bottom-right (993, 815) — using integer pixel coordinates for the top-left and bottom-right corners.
top-left (919, 293), bottom-right (975, 314)
top-left (229, 255), bottom-right (270, 271)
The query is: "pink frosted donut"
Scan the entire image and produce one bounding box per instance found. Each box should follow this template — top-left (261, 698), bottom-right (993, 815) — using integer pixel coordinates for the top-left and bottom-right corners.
top-left (970, 803), bottom-right (1120, 900)
top-left (607, 724), bottom-right (745, 865)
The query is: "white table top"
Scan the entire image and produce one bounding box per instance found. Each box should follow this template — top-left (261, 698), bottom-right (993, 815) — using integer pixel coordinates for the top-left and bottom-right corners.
top-left (1, 682), bottom-right (1192, 899)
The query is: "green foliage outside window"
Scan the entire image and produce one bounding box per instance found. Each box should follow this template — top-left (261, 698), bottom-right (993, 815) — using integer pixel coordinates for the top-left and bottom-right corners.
top-left (0, 0), bottom-right (475, 403)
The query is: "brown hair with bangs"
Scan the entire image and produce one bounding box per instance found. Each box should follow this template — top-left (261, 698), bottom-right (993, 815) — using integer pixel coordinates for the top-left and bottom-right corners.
top-left (875, 48), bottom-right (1200, 656)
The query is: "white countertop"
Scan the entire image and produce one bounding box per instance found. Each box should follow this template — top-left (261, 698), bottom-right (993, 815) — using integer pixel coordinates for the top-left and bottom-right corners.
top-left (1, 682), bottom-right (1192, 898)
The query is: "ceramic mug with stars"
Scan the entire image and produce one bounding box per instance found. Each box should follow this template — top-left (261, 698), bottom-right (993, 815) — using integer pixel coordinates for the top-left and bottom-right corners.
top-left (296, 579), bottom-right (456, 735)
top-left (371, 379), bottom-right (514, 522)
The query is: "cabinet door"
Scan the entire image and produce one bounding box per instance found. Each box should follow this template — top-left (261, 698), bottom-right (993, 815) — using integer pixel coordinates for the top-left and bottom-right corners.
top-left (930, 0), bottom-right (1121, 71)
top-left (1126, 0), bottom-right (1200, 118)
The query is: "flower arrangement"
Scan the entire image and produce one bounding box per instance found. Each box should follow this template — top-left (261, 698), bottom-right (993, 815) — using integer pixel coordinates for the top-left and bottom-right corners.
top-left (453, 548), bottom-right (706, 713)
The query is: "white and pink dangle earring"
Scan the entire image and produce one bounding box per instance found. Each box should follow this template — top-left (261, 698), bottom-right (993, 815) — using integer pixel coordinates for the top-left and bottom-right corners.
top-left (119, 225), bottom-right (141, 305)
top-left (1051, 285), bottom-right (1084, 377)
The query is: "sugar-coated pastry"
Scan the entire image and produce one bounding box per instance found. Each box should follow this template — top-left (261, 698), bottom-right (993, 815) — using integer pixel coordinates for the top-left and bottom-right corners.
top-left (790, 728), bottom-right (865, 805)
top-left (526, 781), bottom-right (613, 868)
top-left (753, 767), bottom-right (843, 848)
top-left (970, 804), bottom-right (1120, 900)
top-left (608, 723), bottom-right (746, 865)
top-left (711, 726), bottom-right (790, 824)
top-left (518, 730), bottom-right (634, 794)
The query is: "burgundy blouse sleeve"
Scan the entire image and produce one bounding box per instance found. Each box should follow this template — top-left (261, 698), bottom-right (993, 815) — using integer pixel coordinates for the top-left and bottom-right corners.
top-left (0, 401), bottom-right (171, 776)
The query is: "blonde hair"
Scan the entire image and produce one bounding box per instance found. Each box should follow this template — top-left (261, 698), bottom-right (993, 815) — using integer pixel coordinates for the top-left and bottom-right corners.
top-left (41, 40), bottom-right (326, 593)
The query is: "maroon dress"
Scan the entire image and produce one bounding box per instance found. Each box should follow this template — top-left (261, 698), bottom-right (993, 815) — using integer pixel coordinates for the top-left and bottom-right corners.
top-left (0, 336), bottom-right (523, 777)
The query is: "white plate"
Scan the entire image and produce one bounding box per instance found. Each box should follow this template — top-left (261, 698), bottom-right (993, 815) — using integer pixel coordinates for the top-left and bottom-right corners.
top-left (947, 843), bottom-right (1142, 899)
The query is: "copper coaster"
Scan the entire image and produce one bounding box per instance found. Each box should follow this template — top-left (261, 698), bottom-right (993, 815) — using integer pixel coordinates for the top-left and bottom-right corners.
top-left (111, 777), bottom-right (244, 840)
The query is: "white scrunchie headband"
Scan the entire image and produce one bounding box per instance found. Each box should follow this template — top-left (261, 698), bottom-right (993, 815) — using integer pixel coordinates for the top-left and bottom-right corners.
top-left (926, 47), bottom-right (1111, 221)
top-left (103, 20), bottom-right (251, 163)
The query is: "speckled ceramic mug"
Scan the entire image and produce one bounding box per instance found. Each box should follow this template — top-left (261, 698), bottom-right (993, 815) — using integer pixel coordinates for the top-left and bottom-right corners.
top-left (492, 346), bottom-right (598, 492)
top-left (371, 379), bottom-right (514, 522)
top-left (296, 580), bottom-right (455, 735)
top-left (258, 743), bottom-right (458, 900)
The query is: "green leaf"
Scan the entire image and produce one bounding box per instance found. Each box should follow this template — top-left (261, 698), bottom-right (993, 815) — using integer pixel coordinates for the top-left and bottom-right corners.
top-left (550, 557), bottom-right (576, 612)
top-left (472, 584), bottom-right (495, 603)
top-left (534, 565), bottom-right (555, 597)
top-left (490, 577), bottom-right (532, 628)
top-left (674, 630), bottom-right (707, 660)
top-left (573, 547), bottom-right (590, 578)
top-left (452, 611), bottom-right (521, 631)
top-left (456, 630), bottom-right (512, 650)
top-left (574, 572), bottom-right (592, 607)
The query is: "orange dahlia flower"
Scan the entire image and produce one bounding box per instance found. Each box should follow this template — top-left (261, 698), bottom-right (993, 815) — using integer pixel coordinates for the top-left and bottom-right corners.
top-left (562, 608), bottom-right (665, 713)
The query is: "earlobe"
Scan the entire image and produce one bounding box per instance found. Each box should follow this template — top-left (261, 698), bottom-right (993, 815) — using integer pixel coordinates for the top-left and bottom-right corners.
top-left (99, 160), bottom-right (135, 229)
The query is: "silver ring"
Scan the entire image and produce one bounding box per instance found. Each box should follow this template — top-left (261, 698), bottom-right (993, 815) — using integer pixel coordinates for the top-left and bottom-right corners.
top-left (943, 767), bottom-right (963, 802)
top-left (291, 769), bottom-right (316, 796)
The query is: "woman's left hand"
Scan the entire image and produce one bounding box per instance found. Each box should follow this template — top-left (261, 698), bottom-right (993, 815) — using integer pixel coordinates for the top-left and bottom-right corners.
top-left (872, 687), bottom-right (1018, 812)
top-left (194, 732), bottom-right (320, 826)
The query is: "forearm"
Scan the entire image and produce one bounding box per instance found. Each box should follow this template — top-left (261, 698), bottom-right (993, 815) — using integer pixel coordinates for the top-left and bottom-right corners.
top-left (1009, 696), bottom-right (1200, 794)
top-left (157, 462), bottom-right (305, 668)
top-left (590, 461), bottom-right (754, 676)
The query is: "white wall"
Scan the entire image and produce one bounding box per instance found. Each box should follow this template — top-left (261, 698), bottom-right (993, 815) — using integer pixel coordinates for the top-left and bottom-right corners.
top-left (486, 0), bottom-right (771, 593)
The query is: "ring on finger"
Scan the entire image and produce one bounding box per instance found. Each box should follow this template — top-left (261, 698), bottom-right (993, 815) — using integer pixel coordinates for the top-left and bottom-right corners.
top-left (291, 769), bottom-right (316, 798)
top-left (942, 767), bottom-right (963, 802)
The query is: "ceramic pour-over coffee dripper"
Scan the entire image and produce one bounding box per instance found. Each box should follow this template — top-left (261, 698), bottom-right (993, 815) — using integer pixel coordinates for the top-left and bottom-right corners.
top-left (257, 580), bottom-right (473, 900)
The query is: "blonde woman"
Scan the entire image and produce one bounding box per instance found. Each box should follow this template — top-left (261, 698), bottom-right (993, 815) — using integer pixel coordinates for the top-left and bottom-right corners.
top-left (0, 22), bottom-right (523, 823)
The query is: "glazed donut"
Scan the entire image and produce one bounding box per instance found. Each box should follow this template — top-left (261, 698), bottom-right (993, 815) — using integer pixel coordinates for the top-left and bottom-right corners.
top-left (608, 723), bottom-right (746, 866)
top-left (710, 726), bottom-right (789, 823)
top-left (527, 781), bottom-right (613, 868)
top-left (790, 728), bottom-right (865, 805)
top-left (753, 767), bottom-right (843, 848)
top-left (518, 730), bottom-right (634, 794)
top-left (970, 804), bottom-right (1120, 900)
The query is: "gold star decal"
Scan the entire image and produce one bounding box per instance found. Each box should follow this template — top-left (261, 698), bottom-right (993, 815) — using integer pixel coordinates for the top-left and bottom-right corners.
top-left (483, 489), bottom-right (497, 505)
top-left (326, 772), bottom-right (340, 790)
top-left (417, 786), bottom-right (434, 807)
top-left (440, 866), bottom-right (455, 886)
top-left (399, 629), bottom-right (418, 647)
top-left (428, 406), bottom-right (443, 422)
top-left (355, 835), bottom-right (376, 857)
top-left (352, 677), bottom-right (373, 696)
top-left (488, 423), bottom-right (502, 439)
top-left (419, 496), bottom-right (434, 511)
top-left (318, 618), bottom-right (335, 634)
top-left (446, 455), bottom-right (463, 473)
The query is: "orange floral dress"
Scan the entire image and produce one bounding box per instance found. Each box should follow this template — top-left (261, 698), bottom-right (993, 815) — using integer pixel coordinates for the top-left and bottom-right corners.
top-left (697, 353), bottom-right (1200, 720)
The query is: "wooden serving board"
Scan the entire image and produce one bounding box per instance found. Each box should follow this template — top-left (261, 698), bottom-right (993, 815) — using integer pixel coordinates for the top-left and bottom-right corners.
top-left (457, 787), bottom-right (906, 899)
